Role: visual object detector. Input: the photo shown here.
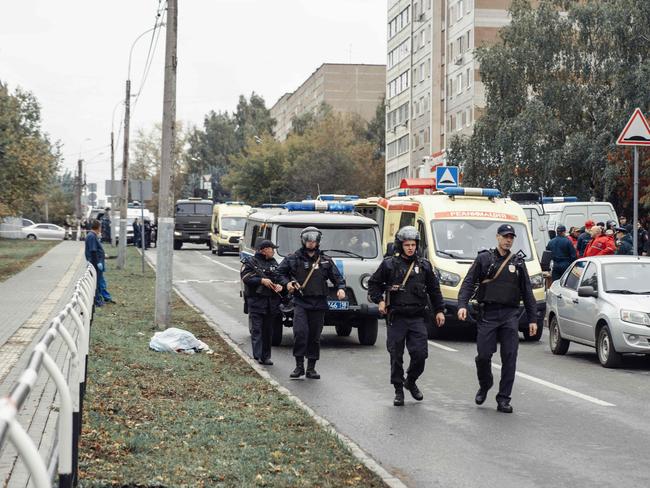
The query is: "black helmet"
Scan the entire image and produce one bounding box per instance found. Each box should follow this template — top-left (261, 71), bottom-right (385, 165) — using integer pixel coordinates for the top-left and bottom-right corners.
top-left (300, 226), bottom-right (322, 246)
top-left (394, 225), bottom-right (420, 254)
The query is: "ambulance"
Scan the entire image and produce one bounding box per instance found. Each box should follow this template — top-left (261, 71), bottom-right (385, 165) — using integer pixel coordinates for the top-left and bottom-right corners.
top-left (384, 187), bottom-right (546, 341)
top-left (210, 202), bottom-right (252, 255)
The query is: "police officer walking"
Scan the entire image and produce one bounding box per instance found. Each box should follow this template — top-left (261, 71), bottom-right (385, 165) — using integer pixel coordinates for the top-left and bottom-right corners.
top-left (457, 224), bottom-right (537, 414)
top-left (368, 226), bottom-right (445, 406)
top-left (240, 240), bottom-right (283, 365)
top-left (545, 224), bottom-right (576, 281)
top-left (277, 227), bottom-right (346, 380)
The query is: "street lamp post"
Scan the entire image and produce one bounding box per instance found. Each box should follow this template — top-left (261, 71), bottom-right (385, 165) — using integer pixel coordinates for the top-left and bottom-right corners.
top-left (117, 25), bottom-right (161, 270)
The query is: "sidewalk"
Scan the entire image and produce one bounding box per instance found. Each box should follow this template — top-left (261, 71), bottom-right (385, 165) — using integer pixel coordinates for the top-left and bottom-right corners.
top-left (0, 240), bottom-right (88, 487)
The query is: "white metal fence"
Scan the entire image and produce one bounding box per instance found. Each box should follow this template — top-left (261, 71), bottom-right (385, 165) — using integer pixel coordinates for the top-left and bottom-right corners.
top-left (0, 264), bottom-right (96, 488)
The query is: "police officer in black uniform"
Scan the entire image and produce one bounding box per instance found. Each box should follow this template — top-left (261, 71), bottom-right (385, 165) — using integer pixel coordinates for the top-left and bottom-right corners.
top-left (368, 226), bottom-right (445, 406)
top-left (277, 226), bottom-right (346, 380)
top-left (240, 239), bottom-right (283, 365)
top-left (457, 223), bottom-right (537, 413)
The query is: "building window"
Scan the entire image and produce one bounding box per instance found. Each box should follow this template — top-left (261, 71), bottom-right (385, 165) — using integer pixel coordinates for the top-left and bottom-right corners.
top-left (419, 96), bottom-right (425, 115)
top-left (457, 36), bottom-right (464, 55)
top-left (461, 110), bottom-right (467, 127)
top-left (466, 30), bottom-right (471, 51)
top-left (387, 166), bottom-right (409, 190)
top-left (387, 134), bottom-right (410, 161)
top-left (426, 58), bottom-right (431, 77)
top-left (388, 5), bottom-right (411, 40)
top-left (466, 107), bottom-right (472, 126)
top-left (457, 73), bottom-right (463, 94)
top-left (458, 1), bottom-right (464, 20)
top-left (420, 30), bottom-right (425, 48)
top-left (427, 0), bottom-right (432, 10)
top-left (466, 68), bottom-right (471, 90)
top-left (420, 62), bottom-right (425, 82)
top-left (424, 127), bottom-right (430, 144)
top-left (388, 38), bottom-right (410, 69)
top-left (388, 70), bottom-right (410, 98)
top-left (414, 133), bottom-right (420, 149)
top-left (456, 111), bottom-right (463, 131)
top-left (419, 129), bottom-right (425, 148)
top-left (387, 102), bottom-right (410, 131)
top-left (413, 66), bottom-right (418, 82)
top-left (414, 100), bottom-right (419, 116)
top-left (448, 77), bottom-right (454, 99)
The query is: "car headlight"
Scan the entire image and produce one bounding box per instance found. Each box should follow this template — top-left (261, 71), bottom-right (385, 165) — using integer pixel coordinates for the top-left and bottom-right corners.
top-left (360, 273), bottom-right (371, 290)
top-left (434, 268), bottom-right (461, 287)
top-left (530, 273), bottom-right (544, 289)
top-left (620, 309), bottom-right (650, 326)
top-left (174, 231), bottom-right (181, 236)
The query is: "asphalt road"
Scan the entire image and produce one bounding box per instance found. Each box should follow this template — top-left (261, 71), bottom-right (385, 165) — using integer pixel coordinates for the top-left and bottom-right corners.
top-left (149, 244), bottom-right (650, 488)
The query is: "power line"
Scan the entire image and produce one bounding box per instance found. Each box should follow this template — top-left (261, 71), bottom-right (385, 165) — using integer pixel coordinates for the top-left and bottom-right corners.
top-left (132, 2), bottom-right (166, 112)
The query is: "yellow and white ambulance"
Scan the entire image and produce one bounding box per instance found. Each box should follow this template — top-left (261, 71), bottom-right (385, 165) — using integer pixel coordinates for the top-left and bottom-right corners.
top-left (384, 187), bottom-right (546, 340)
top-left (210, 202), bottom-right (251, 255)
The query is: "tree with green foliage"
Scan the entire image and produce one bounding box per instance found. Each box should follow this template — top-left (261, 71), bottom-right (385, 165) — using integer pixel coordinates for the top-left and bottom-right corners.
top-left (0, 82), bottom-right (60, 219)
top-left (448, 0), bottom-right (650, 213)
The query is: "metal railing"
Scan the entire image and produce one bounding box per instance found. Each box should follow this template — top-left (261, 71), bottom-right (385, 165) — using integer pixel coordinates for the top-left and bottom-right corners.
top-left (0, 263), bottom-right (96, 488)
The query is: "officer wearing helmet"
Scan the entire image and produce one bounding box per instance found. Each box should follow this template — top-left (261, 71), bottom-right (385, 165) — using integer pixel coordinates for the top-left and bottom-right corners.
top-left (457, 224), bottom-right (537, 414)
top-left (277, 226), bottom-right (346, 379)
top-left (367, 226), bottom-right (445, 406)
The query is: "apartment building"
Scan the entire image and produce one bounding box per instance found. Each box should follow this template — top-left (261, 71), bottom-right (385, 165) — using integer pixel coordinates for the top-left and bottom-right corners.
top-left (270, 63), bottom-right (386, 141)
top-left (385, 0), bottom-right (512, 196)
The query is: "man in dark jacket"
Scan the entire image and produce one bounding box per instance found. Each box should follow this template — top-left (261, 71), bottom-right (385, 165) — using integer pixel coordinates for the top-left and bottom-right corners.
top-left (457, 224), bottom-right (537, 414)
top-left (368, 226), bottom-right (445, 406)
top-left (577, 220), bottom-right (595, 257)
top-left (132, 218), bottom-right (141, 247)
top-left (277, 227), bottom-right (346, 380)
top-left (240, 240), bottom-right (283, 365)
top-left (615, 226), bottom-right (634, 255)
top-left (546, 224), bottom-right (577, 281)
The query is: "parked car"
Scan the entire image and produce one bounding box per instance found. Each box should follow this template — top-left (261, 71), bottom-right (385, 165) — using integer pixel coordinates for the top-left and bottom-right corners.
top-left (21, 223), bottom-right (66, 240)
top-left (546, 256), bottom-right (650, 367)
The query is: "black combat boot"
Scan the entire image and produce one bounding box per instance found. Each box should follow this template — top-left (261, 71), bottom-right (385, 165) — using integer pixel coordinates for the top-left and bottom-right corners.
top-left (393, 384), bottom-right (405, 406)
top-left (290, 356), bottom-right (305, 378)
top-left (305, 359), bottom-right (320, 379)
top-left (404, 377), bottom-right (424, 401)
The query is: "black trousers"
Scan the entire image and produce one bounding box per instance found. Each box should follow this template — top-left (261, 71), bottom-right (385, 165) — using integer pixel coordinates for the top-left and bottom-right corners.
top-left (386, 314), bottom-right (429, 385)
top-left (292, 305), bottom-right (324, 360)
top-left (475, 306), bottom-right (520, 403)
top-left (249, 312), bottom-right (275, 361)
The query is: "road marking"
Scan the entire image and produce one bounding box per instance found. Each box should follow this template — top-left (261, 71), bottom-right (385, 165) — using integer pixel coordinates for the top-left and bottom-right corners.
top-left (428, 340), bottom-right (458, 352)
top-left (175, 279), bottom-right (238, 284)
top-left (196, 251), bottom-right (241, 273)
top-left (492, 363), bottom-right (616, 407)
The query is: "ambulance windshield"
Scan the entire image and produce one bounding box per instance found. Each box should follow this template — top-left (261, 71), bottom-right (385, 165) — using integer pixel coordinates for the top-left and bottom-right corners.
top-left (430, 220), bottom-right (534, 261)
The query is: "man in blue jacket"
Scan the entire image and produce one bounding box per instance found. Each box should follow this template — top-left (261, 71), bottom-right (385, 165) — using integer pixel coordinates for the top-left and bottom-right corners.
top-left (85, 220), bottom-right (114, 306)
top-left (546, 224), bottom-right (577, 281)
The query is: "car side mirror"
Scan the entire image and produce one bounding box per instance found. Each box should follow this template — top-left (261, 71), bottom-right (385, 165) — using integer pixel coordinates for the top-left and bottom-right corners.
top-left (540, 250), bottom-right (552, 272)
top-left (578, 286), bottom-right (598, 298)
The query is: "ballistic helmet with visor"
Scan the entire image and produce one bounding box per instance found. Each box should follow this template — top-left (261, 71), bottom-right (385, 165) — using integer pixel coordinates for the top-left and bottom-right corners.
top-left (394, 225), bottom-right (420, 254)
top-left (497, 224), bottom-right (517, 237)
top-left (300, 226), bottom-right (322, 246)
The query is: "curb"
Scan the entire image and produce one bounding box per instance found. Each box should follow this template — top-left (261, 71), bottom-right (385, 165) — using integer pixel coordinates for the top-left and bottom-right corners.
top-left (141, 250), bottom-right (407, 488)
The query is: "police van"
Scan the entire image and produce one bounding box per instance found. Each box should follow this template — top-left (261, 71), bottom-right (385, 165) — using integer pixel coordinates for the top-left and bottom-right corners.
top-left (384, 188), bottom-right (547, 341)
top-left (240, 200), bottom-right (383, 346)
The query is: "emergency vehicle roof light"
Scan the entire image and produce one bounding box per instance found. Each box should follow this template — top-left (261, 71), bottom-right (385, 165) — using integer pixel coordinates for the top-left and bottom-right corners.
top-left (285, 201), bottom-right (355, 212)
top-left (317, 194), bottom-right (360, 201)
top-left (225, 201), bottom-right (246, 205)
top-left (396, 190), bottom-right (408, 196)
top-left (541, 196), bottom-right (578, 203)
top-left (443, 187), bottom-right (501, 198)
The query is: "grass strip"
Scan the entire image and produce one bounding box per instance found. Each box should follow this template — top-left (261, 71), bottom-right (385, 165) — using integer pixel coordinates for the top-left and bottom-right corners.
top-left (0, 238), bottom-right (59, 282)
top-left (79, 248), bottom-right (386, 487)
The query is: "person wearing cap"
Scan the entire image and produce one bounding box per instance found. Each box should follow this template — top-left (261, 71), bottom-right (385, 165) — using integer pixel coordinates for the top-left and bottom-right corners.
top-left (277, 227), bottom-right (346, 379)
top-left (577, 220), bottom-right (595, 257)
top-left (545, 224), bottom-right (577, 281)
top-left (457, 223), bottom-right (537, 414)
top-left (615, 226), bottom-right (634, 255)
top-left (240, 240), bottom-right (283, 366)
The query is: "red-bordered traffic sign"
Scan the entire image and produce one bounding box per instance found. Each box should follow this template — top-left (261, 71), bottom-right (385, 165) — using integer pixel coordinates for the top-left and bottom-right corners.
top-left (616, 108), bottom-right (650, 146)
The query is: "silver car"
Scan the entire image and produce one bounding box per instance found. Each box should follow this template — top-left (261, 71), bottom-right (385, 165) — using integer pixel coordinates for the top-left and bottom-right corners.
top-left (22, 223), bottom-right (66, 240)
top-left (546, 256), bottom-right (650, 367)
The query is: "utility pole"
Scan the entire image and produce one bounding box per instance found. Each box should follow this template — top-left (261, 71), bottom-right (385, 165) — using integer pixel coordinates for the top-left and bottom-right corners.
top-left (110, 130), bottom-right (117, 246)
top-left (117, 79), bottom-right (131, 269)
top-left (155, 0), bottom-right (177, 329)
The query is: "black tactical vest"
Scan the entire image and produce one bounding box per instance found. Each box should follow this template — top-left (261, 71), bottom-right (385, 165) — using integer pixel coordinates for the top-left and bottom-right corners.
top-left (389, 257), bottom-right (428, 313)
top-left (294, 256), bottom-right (329, 296)
top-left (477, 255), bottom-right (521, 306)
top-left (247, 256), bottom-right (279, 297)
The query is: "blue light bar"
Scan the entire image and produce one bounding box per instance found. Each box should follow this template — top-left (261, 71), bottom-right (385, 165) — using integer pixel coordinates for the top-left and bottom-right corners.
top-left (541, 196), bottom-right (578, 203)
top-left (285, 201), bottom-right (355, 212)
top-left (317, 194), bottom-right (360, 201)
top-left (397, 190), bottom-right (408, 196)
top-left (443, 187), bottom-right (501, 198)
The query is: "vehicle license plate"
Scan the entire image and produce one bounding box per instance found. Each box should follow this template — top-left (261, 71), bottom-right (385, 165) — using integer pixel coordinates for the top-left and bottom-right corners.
top-left (189, 235), bottom-right (199, 239)
top-left (328, 300), bottom-right (349, 311)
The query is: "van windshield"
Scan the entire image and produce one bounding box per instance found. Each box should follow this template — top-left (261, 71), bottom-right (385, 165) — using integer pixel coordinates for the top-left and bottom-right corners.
top-left (175, 203), bottom-right (213, 216)
top-left (221, 217), bottom-right (246, 231)
top-left (276, 226), bottom-right (378, 258)
top-left (430, 220), bottom-right (534, 261)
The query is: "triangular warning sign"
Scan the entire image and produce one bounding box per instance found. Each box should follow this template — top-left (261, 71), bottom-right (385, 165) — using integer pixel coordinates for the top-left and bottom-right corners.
top-left (617, 108), bottom-right (650, 146)
top-left (439, 168), bottom-right (456, 184)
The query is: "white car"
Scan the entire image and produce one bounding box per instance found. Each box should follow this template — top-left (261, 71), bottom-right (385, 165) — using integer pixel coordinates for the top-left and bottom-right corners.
top-left (546, 256), bottom-right (650, 367)
top-left (22, 223), bottom-right (66, 240)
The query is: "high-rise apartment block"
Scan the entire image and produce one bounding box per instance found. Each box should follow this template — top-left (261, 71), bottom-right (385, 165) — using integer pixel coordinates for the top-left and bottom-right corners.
top-left (270, 63), bottom-right (386, 142)
top-left (385, 0), bottom-right (512, 195)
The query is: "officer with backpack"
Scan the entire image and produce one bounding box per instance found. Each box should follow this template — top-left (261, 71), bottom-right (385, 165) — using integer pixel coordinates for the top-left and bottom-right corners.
top-left (368, 226), bottom-right (445, 407)
top-left (277, 227), bottom-right (346, 380)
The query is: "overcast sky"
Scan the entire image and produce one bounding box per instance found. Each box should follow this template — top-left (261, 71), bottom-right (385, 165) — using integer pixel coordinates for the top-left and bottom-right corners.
top-left (0, 0), bottom-right (386, 201)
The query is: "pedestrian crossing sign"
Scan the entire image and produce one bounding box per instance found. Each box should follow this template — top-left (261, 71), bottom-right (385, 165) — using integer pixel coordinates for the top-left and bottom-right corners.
top-left (436, 166), bottom-right (459, 188)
